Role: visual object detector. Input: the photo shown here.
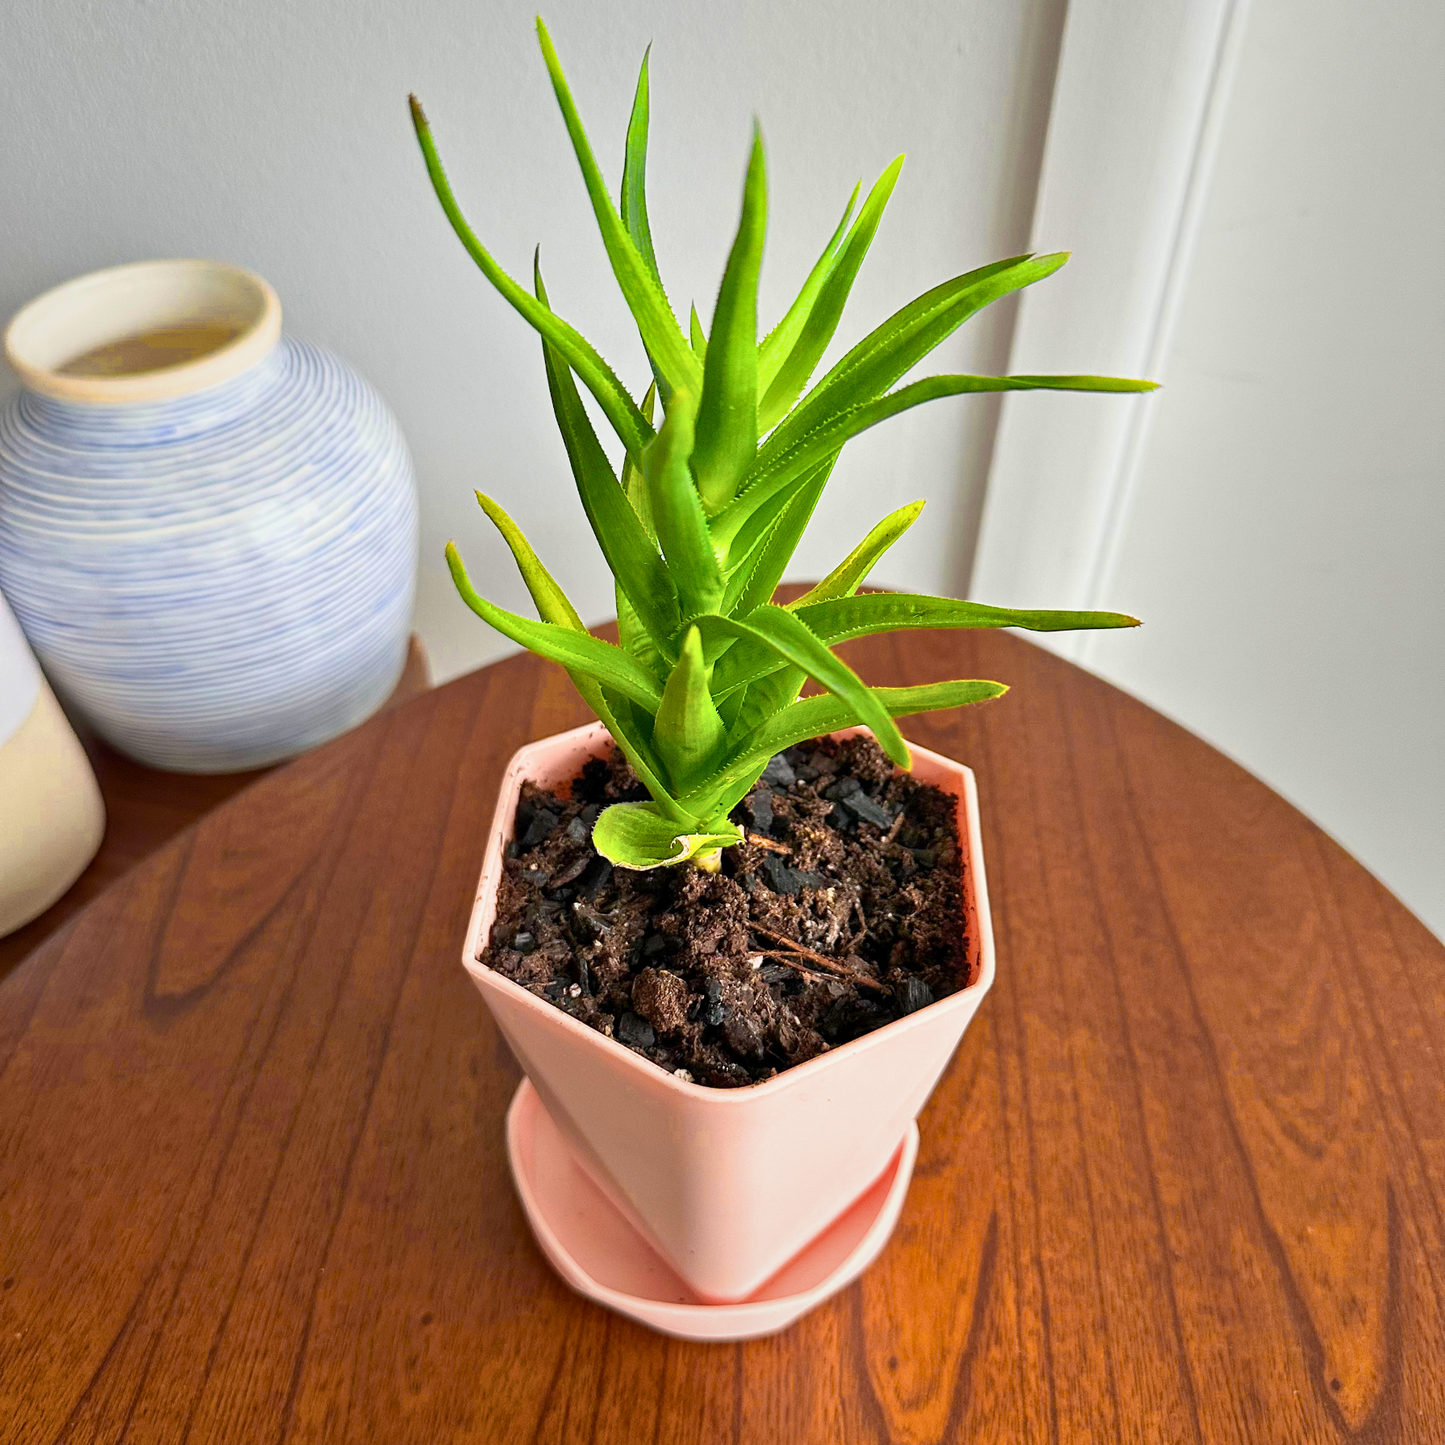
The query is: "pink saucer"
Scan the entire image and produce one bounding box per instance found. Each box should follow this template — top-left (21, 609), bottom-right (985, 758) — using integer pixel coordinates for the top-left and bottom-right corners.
top-left (505, 1079), bottom-right (919, 1342)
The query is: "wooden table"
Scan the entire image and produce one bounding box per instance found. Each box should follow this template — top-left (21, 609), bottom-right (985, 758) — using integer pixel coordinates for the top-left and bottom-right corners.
top-left (0, 637), bottom-right (431, 985)
top-left (2, 627), bottom-right (1441, 1443)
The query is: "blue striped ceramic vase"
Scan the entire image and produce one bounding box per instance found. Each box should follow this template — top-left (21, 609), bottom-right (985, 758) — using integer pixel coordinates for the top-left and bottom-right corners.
top-left (0, 259), bottom-right (418, 772)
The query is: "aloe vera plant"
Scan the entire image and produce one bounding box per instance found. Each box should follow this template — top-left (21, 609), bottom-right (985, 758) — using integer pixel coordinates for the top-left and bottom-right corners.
top-left (411, 19), bottom-right (1154, 872)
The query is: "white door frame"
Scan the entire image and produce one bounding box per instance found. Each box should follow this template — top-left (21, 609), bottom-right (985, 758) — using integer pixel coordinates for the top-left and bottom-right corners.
top-left (971, 0), bottom-right (1252, 661)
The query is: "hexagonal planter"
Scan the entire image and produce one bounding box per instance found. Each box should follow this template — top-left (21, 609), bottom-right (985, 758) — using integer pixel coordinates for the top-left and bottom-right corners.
top-left (461, 720), bottom-right (995, 1305)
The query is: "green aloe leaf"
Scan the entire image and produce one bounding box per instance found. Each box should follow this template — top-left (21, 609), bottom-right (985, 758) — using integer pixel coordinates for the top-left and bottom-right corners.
top-left (756, 182), bottom-right (859, 399)
top-left (756, 156), bottom-right (903, 432)
top-left (615, 588), bottom-right (669, 682)
top-left (472, 490), bottom-right (585, 630)
top-left (644, 391), bottom-right (725, 618)
top-left (620, 46), bottom-right (661, 287)
top-left (536, 19), bottom-right (701, 394)
top-left (716, 678), bottom-right (749, 733)
top-left (682, 677), bottom-right (1007, 819)
top-left (465, 492), bottom-right (679, 809)
top-left (767, 252), bottom-right (1066, 458)
top-left (592, 800), bottom-right (743, 870)
top-left (797, 590), bottom-right (1142, 644)
top-left (534, 258), bottom-right (680, 655)
top-left (994, 373), bottom-right (1161, 391)
top-left (651, 624), bottom-right (728, 791)
top-left (694, 604), bottom-right (910, 768)
top-left (720, 662), bottom-right (806, 750)
top-left (619, 46), bottom-right (673, 404)
top-left (409, 95), bottom-right (653, 459)
top-left (593, 686), bottom-right (690, 822)
top-left (446, 541), bottom-right (663, 712)
top-left (789, 499), bottom-right (925, 608)
top-left (691, 127), bottom-right (767, 514)
top-left (713, 587), bottom-right (1140, 699)
top-left (718, 448), bottom-right (837, 573)
top-left (722, 455), bottom-right (835, 617)
top-left (426, 38), bottom-right (1154, 866)
top-left (620, 382), bottom-right (659, 541)
top-left (614, 385), bottom-right (667, 679)
top-left (714, 369), bottom-right (1156, 550)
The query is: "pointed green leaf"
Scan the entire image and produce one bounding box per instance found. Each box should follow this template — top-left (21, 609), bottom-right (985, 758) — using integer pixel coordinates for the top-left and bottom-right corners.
top-left (592, 800), bottom-right (743, 870)
top-left (719, 448), bottom-right (836, 573)
top-left (693, 604), bottom-right (910, 767)
top-left (990, 374), bottom-right (1161, 392)
top-left (682, 677), bottom-right (1007, 819)
top-left (789, 499), bottom-right (924, 608)
top-left (733, 677), bottom-right (1006, 775)
top-left (593, 687), bottom-right (692, 825)
top-left (472, 491), bottom-right (585, 630)
top-left (535, 257), bottom-right (680, 654)
top-left (757, 182), bottom-right (859, 399)
top-left (535, 19), bottom-right (700, 393)
top-left (764, 252), bottom-right (1066, 468)
top-left (689, 304), bottom-right (708, 360)
top-left (796, 590), bottom-right (1143, 644)
top-left (717, 680), bottom-right (751, 733)
top-left (708, 634), bottom-right (790, 700)
top-left (713, 587), bottom-right (1140, 700)
top-left (616, 586), bottom-right (669, 682)
top-left (446, 541), bottom-right (663, 711)
top-left (721, 456), bottom-right (834, 616)
top-left (692, 128), bottom-right (766, 514)
top-left (615, 387), bottom-right (670, 679)
top-left (409, 95), bottom-right (652, 458)
top-left (644, 390), bottom-right (725, 618)
top-left (620, 46), bottom-right (661, 286)
top-left (615, 378), bottom-right (664, 683)
top-left (652, 625), bottom-right (728, 791)
top-left (620, 382), bottom-right (659, 542)
top-left (465, 493), bottom-right (680, 813)
top-left (706, 467), bottom-right (824, 680)
top-left (720, 662), bottom-right (806, 752)
top-left (757, 156), bottom-right (903, 432)
top-left (714, 368), bottom-right (1156, 550)
top-left (618, 47), bottom-right (672, 404)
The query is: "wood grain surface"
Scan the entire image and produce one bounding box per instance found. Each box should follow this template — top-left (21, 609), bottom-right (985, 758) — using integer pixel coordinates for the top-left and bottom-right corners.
top-left (0, 636), bottom-right (431, 984)
top-left (1, 626), bottom-right (1441, 1443)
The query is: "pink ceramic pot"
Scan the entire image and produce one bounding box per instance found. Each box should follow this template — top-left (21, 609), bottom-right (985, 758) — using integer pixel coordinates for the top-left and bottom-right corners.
top-left (462, 721), bottom-right (995, 1303)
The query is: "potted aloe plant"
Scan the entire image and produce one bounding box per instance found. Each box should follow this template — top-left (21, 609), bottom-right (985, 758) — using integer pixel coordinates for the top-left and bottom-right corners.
top-left (414, 20), bottom-right (1152, 1313)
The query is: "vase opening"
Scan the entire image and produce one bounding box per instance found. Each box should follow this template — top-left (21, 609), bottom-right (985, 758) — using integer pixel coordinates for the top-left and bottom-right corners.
top-left (4, 259), bottom-right (281, 404)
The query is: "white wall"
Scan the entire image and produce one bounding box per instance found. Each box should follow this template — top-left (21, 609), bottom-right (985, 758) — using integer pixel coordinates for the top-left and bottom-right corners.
top-left (1075, 0), bottom-right (1445, 937)
top-left (0, 0), bottom-right (1064, 683)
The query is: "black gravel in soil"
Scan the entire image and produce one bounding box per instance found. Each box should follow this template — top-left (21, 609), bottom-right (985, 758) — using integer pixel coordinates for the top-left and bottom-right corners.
top-left (479, 734), bottom-right (970, 1088)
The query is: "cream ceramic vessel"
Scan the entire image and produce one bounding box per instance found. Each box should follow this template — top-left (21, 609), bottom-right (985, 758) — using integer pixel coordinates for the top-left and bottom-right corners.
top-left (0, 594), bottom-right (104, 937)
top-left (462, 720), bottom-right (995, 1304)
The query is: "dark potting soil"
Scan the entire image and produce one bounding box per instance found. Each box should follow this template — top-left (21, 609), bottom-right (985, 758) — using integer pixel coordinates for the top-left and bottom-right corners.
top-left (479, 734), bottom-right (971, 1088)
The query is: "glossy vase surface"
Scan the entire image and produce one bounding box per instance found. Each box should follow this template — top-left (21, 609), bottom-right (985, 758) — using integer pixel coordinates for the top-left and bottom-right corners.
top-left (0, 259), bottom-right (418, 772)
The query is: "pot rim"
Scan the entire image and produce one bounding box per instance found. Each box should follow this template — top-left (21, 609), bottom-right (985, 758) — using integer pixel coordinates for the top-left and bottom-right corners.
top-left (5, 259), bottom-right (281, 404)
top-left (463, 719), bottom-right (995, 1106)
